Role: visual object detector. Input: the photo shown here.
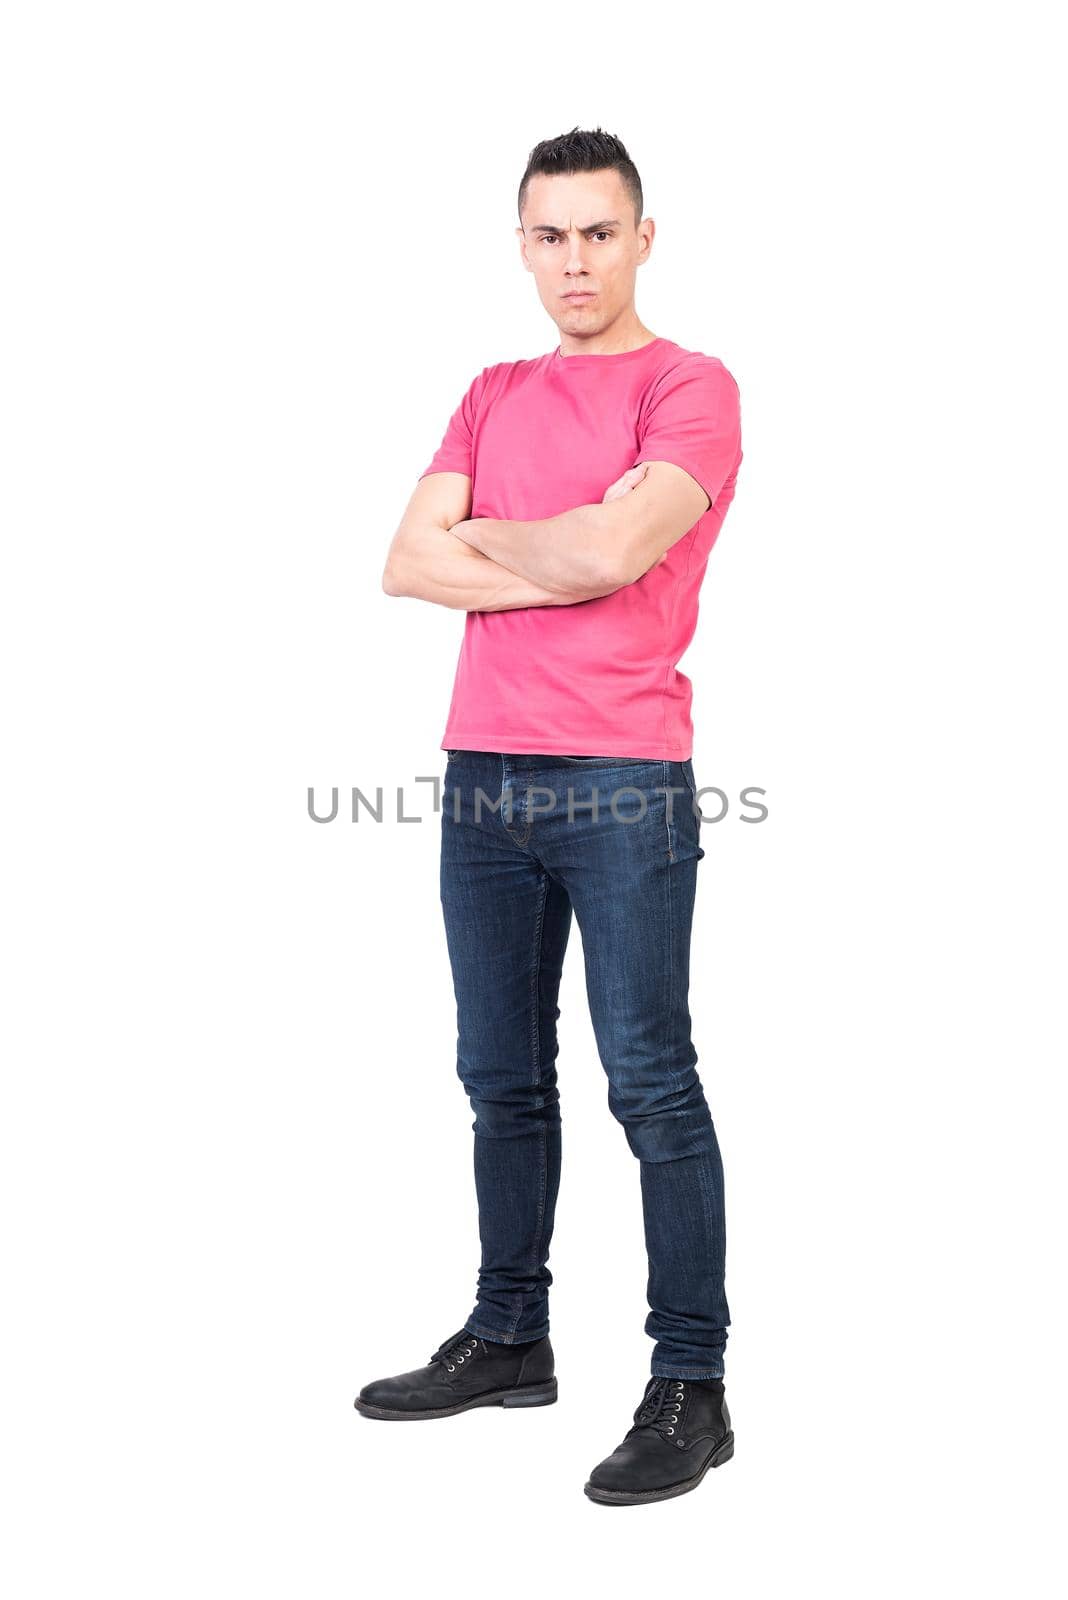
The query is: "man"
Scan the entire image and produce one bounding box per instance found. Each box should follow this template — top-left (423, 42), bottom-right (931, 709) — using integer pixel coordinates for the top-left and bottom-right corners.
top-left (355, 127), bottom-right (743, 1506)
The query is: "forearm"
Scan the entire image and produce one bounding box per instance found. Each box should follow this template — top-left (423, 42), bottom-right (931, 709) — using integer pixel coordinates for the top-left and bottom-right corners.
top-left (383, 523), bottom-right (607, 612)
top-left (451, 503), bottom-right (629, 593)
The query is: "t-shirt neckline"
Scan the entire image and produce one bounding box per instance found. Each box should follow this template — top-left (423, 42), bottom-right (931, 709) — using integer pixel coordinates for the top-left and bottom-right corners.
top-left (552, 335), bottom-right (671, 369)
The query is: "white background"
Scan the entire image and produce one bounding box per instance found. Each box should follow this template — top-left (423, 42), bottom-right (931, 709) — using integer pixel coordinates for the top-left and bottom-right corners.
top-left (2, 1), bottom-right (1064, 1593)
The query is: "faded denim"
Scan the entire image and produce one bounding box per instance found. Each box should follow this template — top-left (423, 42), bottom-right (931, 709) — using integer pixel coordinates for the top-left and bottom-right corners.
top-left (439, 750), bottom-right (730, 1380)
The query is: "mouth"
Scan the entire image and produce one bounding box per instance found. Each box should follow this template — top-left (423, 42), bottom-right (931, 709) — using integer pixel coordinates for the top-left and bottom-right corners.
top-left (563, 292), bottom-right (596, 300)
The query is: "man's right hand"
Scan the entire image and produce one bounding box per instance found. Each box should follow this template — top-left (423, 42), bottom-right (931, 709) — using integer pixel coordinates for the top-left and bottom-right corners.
top-left (601, 463), bottom-right (649, 503)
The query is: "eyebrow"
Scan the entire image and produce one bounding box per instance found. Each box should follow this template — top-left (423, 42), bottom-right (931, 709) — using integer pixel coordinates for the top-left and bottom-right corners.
top-left (529, 219), bottom-right (621, 234)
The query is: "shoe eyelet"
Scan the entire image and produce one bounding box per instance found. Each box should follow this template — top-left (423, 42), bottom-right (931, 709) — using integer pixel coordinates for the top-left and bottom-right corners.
top-left (666, 1426), bottom-right (674, 1435)
top-left (457, 1355), bottom-right (465, 1363)
top-left (446, 1364), bottom-right (455, 1372)
top-left (676, 1438), bottom-right (686, 1448)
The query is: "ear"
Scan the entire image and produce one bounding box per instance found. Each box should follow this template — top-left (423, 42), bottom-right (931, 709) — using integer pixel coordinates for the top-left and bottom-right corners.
top-left (516, 226), bottom-right (532, 272)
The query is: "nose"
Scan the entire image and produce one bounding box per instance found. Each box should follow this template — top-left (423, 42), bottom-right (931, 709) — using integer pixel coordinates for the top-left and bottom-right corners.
top-left (564, 235), bottom-right (589, 276)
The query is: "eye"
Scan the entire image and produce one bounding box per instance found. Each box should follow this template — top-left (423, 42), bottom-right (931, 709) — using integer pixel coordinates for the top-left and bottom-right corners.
top-left (538, 232), bottom-right (612, 245)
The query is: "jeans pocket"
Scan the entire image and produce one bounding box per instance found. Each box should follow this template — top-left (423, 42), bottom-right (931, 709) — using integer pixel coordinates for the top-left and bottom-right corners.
top-left (669, 761), bottom-right (703, 858)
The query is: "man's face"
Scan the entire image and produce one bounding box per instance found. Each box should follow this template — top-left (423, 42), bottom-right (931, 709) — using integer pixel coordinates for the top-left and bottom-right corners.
top-left (516, 169), bottom-right (654, 337)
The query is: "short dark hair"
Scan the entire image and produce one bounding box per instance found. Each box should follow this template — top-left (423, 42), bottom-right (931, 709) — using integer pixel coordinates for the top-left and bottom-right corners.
top-left (518, 127), bottom-right (644, 228)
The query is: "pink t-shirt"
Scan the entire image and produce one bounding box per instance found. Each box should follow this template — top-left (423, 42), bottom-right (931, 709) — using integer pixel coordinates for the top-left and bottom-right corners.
top-left (419, 335), bottom-right (742, 760)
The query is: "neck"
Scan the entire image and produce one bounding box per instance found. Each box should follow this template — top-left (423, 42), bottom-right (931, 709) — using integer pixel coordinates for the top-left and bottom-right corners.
top-left (557, 312), bottom-right (657, 358)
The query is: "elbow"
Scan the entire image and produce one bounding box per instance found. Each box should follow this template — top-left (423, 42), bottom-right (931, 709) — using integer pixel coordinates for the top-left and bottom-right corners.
top-left (608, 556), bottom-right (638, 589)
top-left (602, 537), bottom-right (660, 589)
top-left (567, 542), bottom-right (629, 595)
top-left (382, 560), bottom-right (407, 597)
top-left (570, 510), bottom-right (638, 591)
top-left (585, 552), bottom-right (633, 592)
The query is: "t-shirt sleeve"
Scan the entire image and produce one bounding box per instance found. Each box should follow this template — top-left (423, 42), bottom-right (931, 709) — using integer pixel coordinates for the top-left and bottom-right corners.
top-left (418, 368), bottom-right (488, 480)
top-left (633, 357), bottom-right (742, 510)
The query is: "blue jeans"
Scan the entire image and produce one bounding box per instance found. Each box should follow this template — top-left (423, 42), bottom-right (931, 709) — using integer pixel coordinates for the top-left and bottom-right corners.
top-left (439, 750), bottom-right (730, 1380)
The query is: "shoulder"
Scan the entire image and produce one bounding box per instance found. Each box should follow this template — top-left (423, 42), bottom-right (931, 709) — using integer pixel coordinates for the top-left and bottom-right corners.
top-left (485, 351), bottom-right (551, 387)
top-left (459, 353), bottom-right (552, 414)
top-left (650, 343), bottom-right (740, 398)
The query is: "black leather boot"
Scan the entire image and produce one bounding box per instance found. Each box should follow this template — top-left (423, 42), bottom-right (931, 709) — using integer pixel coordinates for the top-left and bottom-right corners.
top-left (584, 1374), bottom-right (734, 1504)
top-left (354, 1327), bottom-right (558, 1420)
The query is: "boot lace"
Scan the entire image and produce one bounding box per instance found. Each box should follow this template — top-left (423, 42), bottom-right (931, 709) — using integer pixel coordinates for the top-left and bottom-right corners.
top-left (430, 1328), bottom-right (481, 1374)
top-left (629, 1376), bottom-right (685, 1440)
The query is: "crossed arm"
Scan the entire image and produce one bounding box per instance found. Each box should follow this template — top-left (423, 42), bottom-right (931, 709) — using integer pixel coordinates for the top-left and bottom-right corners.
top-left (382, 461), bottom-right (710, 613)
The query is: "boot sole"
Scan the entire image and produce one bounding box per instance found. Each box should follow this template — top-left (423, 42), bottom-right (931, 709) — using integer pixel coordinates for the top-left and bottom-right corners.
top-left (354, 1377), bottom-right (558, 1420)
top-left (583, 1430), bottom-right (734, 1505)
